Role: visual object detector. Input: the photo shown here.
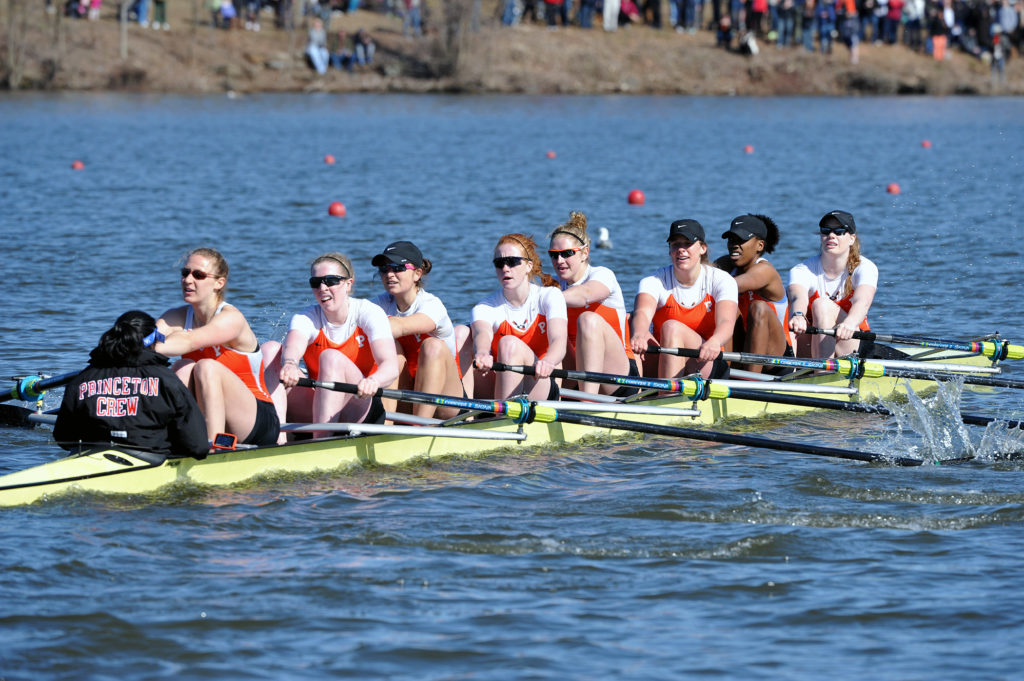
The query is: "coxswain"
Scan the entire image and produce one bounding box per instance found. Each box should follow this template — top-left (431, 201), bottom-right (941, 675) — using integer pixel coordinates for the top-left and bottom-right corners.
top-left (53, 310), bottom-right (209, 458)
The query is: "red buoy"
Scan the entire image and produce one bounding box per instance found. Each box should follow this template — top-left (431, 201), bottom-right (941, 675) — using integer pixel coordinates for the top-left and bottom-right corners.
top-left (546, 150), bottom-right (557, 159)
top-left (921, 140), bottom-right (932, 149)
top-left (627, 189), bottom-right (645, 205)
top-left (324, 154), bottom-right (336, 164)
top-left (328, 201), bottom-right (347, 217)
top-left (886, 183), bottom-right (901, 195)
top-left (743, 145), bottom-right (754, 154)
top-left (71, 160), bottom-right (85, 170)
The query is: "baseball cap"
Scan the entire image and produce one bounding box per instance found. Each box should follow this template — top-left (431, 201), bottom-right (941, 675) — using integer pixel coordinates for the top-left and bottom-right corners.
top-left (819, 210), bottom-right (856, 234)
top-left (371, 241), bottom-right (424, 268)
top-left (722, 214), bottom-right (768, 242)
top-left (666, 219), bottom-right (706, 243)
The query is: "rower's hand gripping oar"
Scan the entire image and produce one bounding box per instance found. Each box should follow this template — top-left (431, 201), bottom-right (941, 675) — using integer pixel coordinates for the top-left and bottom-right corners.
top-left (806, 325), bottom-right (1023, 361)
top-left (301, 376), bottom-right (933, 466)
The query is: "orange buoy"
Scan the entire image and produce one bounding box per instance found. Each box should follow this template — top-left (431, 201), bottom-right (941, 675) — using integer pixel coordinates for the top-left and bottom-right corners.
top-left (328, 201), bottom-right (347, 217)
top-left (324, 154), bottom-right (336, 164)
top-left (921, 140), bottom-right (932, 149)
top-left (886, 183), bottom-right (901, 194)
top-left (71, 160), bottom-right (85, 170)
top-left (743, 145), bottom-right (754, 154)
top-left (627, 189), bottom-right (645, 205)
top-left (546, 150), bottom-right (556, 159)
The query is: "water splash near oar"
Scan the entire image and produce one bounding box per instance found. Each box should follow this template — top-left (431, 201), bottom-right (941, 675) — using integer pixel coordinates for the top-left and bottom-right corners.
top-left (883, 379), bottom-right (1024, 463)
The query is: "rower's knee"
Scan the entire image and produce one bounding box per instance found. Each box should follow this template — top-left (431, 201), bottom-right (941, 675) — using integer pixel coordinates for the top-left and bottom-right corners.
top-left (191, 358), bottom-right (220, 386)
top-left (419, 336), bottom-right (447, 362)
top-left (496, 334), bottom-right (530, 362)
top-left (318, 349), bottom-right (360, 382)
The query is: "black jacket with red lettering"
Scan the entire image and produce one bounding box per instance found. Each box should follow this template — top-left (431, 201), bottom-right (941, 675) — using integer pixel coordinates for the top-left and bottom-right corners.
top-left (53, 348), bottom-right (209, 458)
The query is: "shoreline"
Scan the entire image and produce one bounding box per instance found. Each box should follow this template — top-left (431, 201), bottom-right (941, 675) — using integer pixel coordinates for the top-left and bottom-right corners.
top-left (3, 3), bottom-right (1022, 96)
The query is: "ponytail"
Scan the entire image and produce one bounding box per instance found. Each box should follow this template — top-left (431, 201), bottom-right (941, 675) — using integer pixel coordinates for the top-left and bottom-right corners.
top-left (843, 237), bottom-right (862, 299)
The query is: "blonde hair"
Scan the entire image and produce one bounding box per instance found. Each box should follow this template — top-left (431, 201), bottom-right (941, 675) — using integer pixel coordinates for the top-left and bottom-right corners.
top-left (185, 247), bottom-right (229, 302)
top-left (496, 233), bottom-right (558, 287)
top-left (312, 252), bottom-right (354, 290)
top-left (549, 211), bottom-right (591, 265)
top-left (843, 238), bottom-right (862, 299)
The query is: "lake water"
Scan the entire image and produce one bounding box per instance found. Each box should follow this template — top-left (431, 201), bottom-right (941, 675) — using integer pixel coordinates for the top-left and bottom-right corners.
top-left (1, 94), bottom-right (1023, 679)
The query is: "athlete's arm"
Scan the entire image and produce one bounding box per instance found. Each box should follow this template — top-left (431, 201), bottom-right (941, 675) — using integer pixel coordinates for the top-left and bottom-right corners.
top-left (629, 292), bottom-right (659, 356)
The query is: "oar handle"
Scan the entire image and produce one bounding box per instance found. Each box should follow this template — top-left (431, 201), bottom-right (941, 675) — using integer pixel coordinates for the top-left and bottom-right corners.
top-left (805, 325), bottom-right (877, 342)
top-left (648, 346), bottom-right (704, 359)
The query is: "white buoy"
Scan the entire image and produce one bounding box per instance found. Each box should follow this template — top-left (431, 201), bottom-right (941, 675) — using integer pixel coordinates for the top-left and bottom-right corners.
top-left (596, 227), bottom-right (612, 249)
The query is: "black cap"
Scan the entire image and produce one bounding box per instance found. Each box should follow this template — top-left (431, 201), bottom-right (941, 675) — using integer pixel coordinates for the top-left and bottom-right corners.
top-left (371, 240), bottom-right (423, 268)
top-left (666, 219), bottom-right (705, 243)
top-left (819, 210), bottom-right (856, 234)
top-left (722, 214), bottom-right (768, 242)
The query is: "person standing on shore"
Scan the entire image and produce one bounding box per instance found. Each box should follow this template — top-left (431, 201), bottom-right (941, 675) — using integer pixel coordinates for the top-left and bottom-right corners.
top-left (604, 0), bottom-right (622, 30)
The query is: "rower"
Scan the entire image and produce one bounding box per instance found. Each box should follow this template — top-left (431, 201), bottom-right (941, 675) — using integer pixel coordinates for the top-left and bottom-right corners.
top-left (630, 219), bottom-right (739, 379)
top-left (368, 240), bottom-right (464, 420)
top-left (54, 310), bottom-right (208, 458)
top-left (549, 211), bottom-right (638, 395)
top-left (788, 210), bottom-right (878, 358)
top-left (713, 214), bottom-right (793, 372)
top-left (154, 247), bottom-right (280, 447)
top-left (471, 233), bottom-right (568, 401)
top-left (266, 252), bottom-right (399, 437)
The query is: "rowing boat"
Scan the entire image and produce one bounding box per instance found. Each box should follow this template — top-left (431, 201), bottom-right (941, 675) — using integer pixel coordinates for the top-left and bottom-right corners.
top-left (0, 347), bottom-right (1003, 507)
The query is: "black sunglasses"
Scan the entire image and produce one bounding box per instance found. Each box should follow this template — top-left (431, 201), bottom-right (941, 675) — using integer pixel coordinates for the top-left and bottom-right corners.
top-left (819, 226), bottom-right (848, 236)
top-left (377, 263), bottom-right (413, 275)
top-left (493, 256), bottom-right (528, 269)
top-left (548, 247), bottom-right (582, 260)
top-left (309, 275), bottom-right (349, 288)
top-left (181, 267), bottom-right (215, 280)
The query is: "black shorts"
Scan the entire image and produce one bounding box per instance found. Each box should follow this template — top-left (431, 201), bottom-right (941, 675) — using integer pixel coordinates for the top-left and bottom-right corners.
top-left (242, 399), bottom-right (281, 446)
top-left (364, 394), bottom-right (386, 425)
top-left (611, 358), bottom-right (642, 398)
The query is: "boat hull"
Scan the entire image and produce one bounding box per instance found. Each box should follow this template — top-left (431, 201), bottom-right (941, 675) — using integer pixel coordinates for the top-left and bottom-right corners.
top-left (0, 350), bottom-right (999, 506)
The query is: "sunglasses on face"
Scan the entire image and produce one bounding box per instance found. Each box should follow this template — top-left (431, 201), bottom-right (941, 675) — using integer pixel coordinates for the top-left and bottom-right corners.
top-left (181, 268), bottom-right (215, 280)
top-left (377, 263), bottom-right (414, 276)
top-left (819, 226), bottom-right (848, 236)
top-left (493, 256), bottom-right (528, 269)
top-left (548, 247), bottom-right (582, 260)
top-left (309, 275), bottom-right (349, 288)
top-left (669, 240), bottom-right (698, 250)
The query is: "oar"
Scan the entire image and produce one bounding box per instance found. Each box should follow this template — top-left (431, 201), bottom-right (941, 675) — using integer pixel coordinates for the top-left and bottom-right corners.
top-left (299, 377), bottom-right (932, 466)
top-left (807, 325), bottom-right (1023, 361)
top-left (493, 364), bottom-right (1024, 430)
top-left (295, 377), bottom-right (536, 421)
top-left (1, 371), bottom-right (78, 404)
top-left (651, 346), bottom-right (999, 377)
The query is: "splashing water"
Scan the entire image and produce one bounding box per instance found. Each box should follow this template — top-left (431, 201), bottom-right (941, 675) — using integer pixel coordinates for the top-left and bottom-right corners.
top-left (883, 378), bottom-right (1024, 464)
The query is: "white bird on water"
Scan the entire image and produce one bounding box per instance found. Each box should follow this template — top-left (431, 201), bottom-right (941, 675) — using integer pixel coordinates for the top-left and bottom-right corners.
top-left (596, 227), bottom-right (612, 249)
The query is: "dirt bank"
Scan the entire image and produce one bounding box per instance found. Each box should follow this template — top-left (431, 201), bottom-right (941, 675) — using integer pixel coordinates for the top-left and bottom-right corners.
top-left (2, 1), bottom-right (1022, 95)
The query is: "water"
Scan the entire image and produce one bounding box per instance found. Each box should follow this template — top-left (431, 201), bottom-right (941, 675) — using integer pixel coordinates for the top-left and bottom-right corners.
top-left (1, 94), bottom-right (1023, 679)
